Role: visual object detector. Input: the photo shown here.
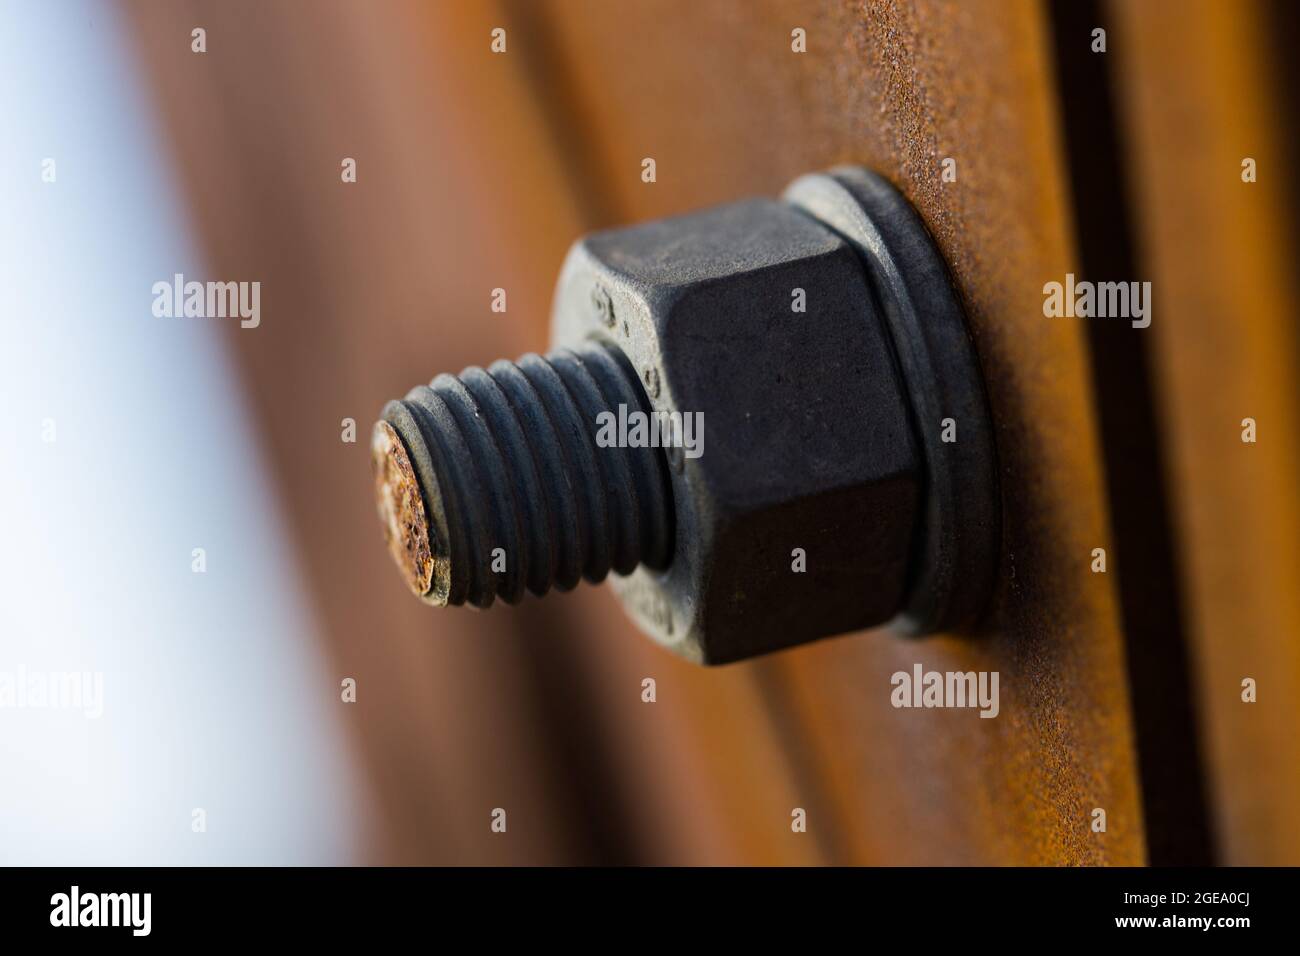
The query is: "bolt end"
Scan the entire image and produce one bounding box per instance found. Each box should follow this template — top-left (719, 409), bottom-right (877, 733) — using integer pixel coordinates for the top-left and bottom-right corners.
top-left (371, 419), bottom-right (450, 604)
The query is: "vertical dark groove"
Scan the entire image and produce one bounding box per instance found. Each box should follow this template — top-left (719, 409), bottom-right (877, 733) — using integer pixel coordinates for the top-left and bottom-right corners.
top-left (1047, 0), bottom-right (1217, 865)
top-left (1267, 0), bottom-right (1300, 414)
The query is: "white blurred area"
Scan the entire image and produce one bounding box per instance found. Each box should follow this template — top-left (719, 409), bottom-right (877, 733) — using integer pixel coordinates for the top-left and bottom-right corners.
top-left (0, 5), bottom-right (366, 863)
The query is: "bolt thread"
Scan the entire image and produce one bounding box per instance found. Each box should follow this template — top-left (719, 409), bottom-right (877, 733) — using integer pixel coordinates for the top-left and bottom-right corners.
top-left (382, 341), bottom-right (673, 607)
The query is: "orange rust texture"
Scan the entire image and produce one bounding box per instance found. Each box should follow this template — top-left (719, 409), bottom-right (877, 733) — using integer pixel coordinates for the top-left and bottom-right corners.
top-left (371, 421), bottom-right (436, 600)
top-left (1112, 0), bottom-right (1300, 864)
top-left (123, 0), bottom-right (1145, 862)
top-left (529, 0), bottom-right (1145, 864)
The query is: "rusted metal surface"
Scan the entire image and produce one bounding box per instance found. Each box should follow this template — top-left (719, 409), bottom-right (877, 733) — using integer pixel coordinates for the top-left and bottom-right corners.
top-left (125, 0), bottom-right (1155, 863)
top-left (531, 0), bottom-right (1146, 864)
top-left (1048, 0), bottom-right (1215, 866)
top-left (1112, 0), bottom-right (1300, 864)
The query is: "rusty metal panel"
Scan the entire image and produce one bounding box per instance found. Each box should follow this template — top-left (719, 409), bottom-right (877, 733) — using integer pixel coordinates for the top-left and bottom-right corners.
top-left (1111, 0), bottom-right (1300, 865)
top-left (521, 0), bottom-right (1147, 864)
top-left (122, 0), bottom-right (1151, 863)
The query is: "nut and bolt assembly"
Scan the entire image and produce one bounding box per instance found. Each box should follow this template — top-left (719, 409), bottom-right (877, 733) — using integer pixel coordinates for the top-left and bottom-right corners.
top-left (371, 167), bottom-right (999, 664)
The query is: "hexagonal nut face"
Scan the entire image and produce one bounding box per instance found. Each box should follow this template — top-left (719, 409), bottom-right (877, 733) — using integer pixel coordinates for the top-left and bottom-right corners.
top-left (552, 198), bottom-right (921, 664)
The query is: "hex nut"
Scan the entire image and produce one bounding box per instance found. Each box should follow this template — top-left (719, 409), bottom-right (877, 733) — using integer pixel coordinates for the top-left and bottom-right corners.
top-left (552, 197), bottom-right (925, 663)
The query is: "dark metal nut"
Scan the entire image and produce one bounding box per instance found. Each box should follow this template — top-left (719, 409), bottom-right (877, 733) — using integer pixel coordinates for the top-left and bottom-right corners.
top-left (552, 197), bottom-right (924, 663)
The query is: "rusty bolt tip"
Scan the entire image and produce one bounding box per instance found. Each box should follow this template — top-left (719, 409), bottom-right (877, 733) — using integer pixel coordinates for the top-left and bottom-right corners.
top-left (370, 420), bottom-right (449, 605)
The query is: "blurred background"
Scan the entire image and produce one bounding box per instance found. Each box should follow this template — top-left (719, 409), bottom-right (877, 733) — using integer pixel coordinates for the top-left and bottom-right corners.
top-left (1, 0), bottom-right (1296, 865)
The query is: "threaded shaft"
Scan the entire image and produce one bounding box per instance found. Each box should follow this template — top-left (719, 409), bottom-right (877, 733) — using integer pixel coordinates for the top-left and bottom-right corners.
top-left (372, 341), bottom-right (674, 608)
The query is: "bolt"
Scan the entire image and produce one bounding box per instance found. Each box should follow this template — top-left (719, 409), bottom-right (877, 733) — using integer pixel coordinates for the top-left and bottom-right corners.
top-left (372, 167), bottom-right (999, 663)
top-left (373, 341), bottom-right (673, 608)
